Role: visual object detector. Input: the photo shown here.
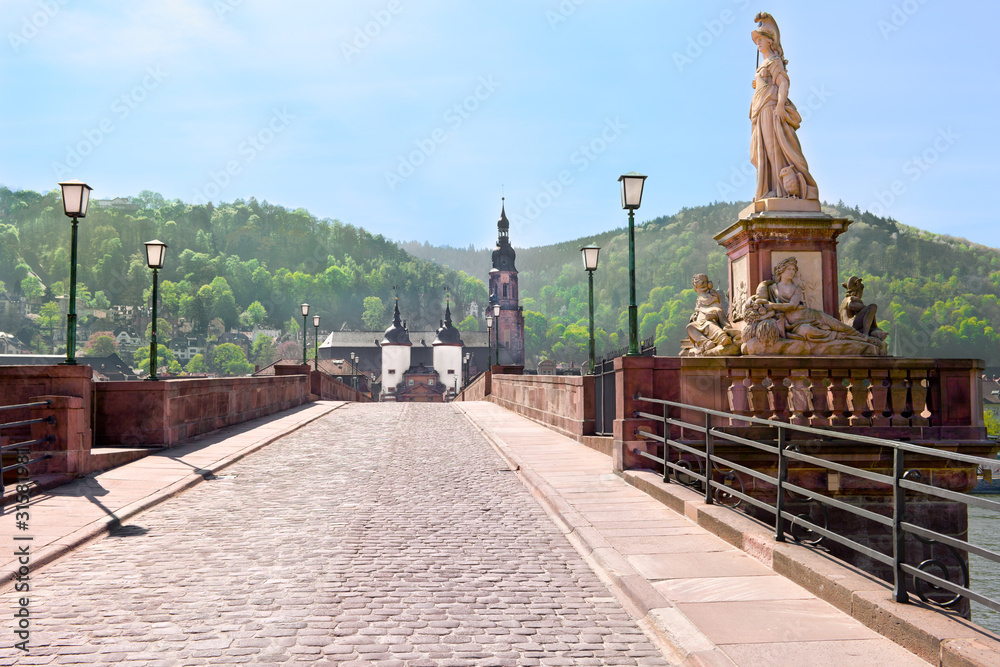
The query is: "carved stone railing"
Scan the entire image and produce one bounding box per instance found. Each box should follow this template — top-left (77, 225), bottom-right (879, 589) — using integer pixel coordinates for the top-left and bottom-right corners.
top-left (612, 356), bottom-right (987, 472)
top-left (725, 363), bottom-right (934, 429)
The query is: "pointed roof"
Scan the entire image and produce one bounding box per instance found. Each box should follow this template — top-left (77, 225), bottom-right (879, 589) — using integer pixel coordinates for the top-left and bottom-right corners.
top-left (381, 298), bottom-right (411, 345)
top-left (491, 198), bottom-right (517, 272)
top-left (433, 299), bottom-right (463, 346)
top-left (498, 198), bottom-right (509, 233)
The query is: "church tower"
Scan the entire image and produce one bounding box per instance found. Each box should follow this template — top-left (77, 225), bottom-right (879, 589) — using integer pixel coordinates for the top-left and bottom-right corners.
top-left (489, 199), bottom-right (525, 367)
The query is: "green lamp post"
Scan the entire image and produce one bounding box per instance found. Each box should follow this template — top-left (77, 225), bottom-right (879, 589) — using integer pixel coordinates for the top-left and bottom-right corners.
top-left (581, 244), bottom-right (600, 374)
top-left (485, 314), bottom-right (494, 367)
top-left (492, 302), bottom-right (501, 367)
top-left (313, 314), bottom-right (320, 371)
top-left (58, 180), bottom-right (92, 365)
top-left (144, 239), bottom-right (168, 380)
top-left (300, 303), bottom-right (309, 365)
top-left (618, 172), bottom-right (647, 356)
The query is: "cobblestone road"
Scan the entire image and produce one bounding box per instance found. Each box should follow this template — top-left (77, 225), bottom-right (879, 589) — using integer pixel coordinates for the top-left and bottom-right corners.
top-left (2, 403), bottom-right (669, 666)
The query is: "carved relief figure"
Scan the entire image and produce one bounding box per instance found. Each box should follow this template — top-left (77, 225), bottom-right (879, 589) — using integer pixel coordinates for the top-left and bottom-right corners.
top-left (681, 274), bottom-right (740, 357)
top-left (840, 276), bottom-right (888, 341)
top-left (743, 257), bottom-right (887, 356)
top-left (730, 279), bottom-right (749, 322)
top-left (750, 13), bottom-right (819, 202)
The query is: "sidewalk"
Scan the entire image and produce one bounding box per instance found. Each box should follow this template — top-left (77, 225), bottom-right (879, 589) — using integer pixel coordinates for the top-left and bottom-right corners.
top-left (1, 400), bottom-right (344, 590)
top-left (456, 401), bottom-right (927, 667)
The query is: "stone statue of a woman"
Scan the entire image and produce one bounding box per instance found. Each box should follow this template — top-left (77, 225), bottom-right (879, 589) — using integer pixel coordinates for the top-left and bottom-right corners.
top-left (750, 12), bottom-right (819, 202)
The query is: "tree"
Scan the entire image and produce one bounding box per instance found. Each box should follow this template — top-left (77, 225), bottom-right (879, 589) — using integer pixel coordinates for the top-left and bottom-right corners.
top-left (251, 335), bottom-right (277, 367)
top-left (457, 314), bottom-right (479, 332)
top-left (186, 353), bottom-right (207, 374)
top-left (38, 301), bottom-right (60, 329)
top-left (80, 332), bottom-right (117, 357)
top-left (91, 290), bottom-right (111, 310)
top-left (20, 275), bottom-right (43, 302)
top-left (277, 339), bottom-right (301, 360)
top-left (211, 342), bottom-right (254, 376)
top-left (987, 410), bottom-right (1000, 438)
top-left (133, 344), bottom-right (181, 376)
top-left (243, 300), bottom-right (267, 328)
top-left (144, 318), bottom-right (173, 343)
top-left (362, 296), bottom-right (385, 330)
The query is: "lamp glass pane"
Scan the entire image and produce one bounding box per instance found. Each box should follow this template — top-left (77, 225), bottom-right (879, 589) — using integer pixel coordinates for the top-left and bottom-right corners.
top-left (581, 246), bottom-right (600, 271)
top-left (144, 240), bottom-right (167, 269)
top-left (79, 185), bottom-right (91, 217)
top-left (313, 315), bottom-right (320, 327)
top-left (300, 303), bottom-right (310, 316)
top-left (486, 315), bottom-right (493, 327)
top-left (623, 177), bottom-right (644, 209)
top-left (493, 304), bottom-right (501, 316)
top-left (60, 183), bottom-right (82, 216)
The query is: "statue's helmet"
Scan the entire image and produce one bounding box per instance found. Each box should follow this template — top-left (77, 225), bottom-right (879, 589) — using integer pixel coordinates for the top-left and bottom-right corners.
top-left (752, 12), bottom-right (784, 62)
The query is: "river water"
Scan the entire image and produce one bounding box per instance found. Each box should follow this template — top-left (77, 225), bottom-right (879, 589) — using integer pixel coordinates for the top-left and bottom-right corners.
top-left (968, 499), bottom-right (1000, 634)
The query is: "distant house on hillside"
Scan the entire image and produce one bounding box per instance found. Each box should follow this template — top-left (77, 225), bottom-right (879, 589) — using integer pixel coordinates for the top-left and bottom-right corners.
top-left (0, 331), bottom-right (29, 354)
top-left (113, 325), bottom-right (142, 348)
top-left (93, 197), bottom-right (140, 213)
top-left (985, 376), bottom-right (1000, 421)
top-left (87, 353), bottom-right (139, 381)
top-left (169, 336), bottom-right (207, 362)
top-left (0, 292), bottom-right (26, 317)
top-left (213, 331), bottom-right (252, 356)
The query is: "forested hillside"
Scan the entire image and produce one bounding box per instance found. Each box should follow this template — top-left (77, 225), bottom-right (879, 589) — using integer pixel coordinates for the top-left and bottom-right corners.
top-left (3, 186), bottom-right (997, 370)
top-left (0, 187), bottom-right (486, 353)
top-left (405, 202), bottom-right (1000, 367)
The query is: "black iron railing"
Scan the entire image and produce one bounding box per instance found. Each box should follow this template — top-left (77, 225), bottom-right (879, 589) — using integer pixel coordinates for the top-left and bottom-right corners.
top-left (633, 394), bottom-right (1000, 614)
top-left (593, 337), bottom-right (655, 436)
top-left (0, 401), bottom-right (54, 497)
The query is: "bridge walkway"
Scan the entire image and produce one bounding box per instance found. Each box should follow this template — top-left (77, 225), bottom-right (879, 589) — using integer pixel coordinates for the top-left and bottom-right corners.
top-left (2, 402), bottom-right (665, 665)
top-left (456, 401), bottom-right (927, 666)
top-left (0, 400), bottom-right (926, 665)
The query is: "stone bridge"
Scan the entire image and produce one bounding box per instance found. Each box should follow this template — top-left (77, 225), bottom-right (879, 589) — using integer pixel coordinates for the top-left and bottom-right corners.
top-left (5, 394), bottom-right (997, 665)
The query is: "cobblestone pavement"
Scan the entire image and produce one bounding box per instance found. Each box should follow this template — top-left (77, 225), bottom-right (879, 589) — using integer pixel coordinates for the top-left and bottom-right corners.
top-left (2, 403), bottom-right (670, 666)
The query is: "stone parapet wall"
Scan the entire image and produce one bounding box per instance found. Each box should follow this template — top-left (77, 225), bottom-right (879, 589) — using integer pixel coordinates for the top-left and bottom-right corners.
top-left (490, 374), bottom-right (594, 441)
top-left (454, 371), bottom-right (490, 402)
top-left (310, 370), bottom-right (371, 402)
top-left (0, 365), bottom-right (93, 442)
top-left (94, 375), bottom-right (309, 447)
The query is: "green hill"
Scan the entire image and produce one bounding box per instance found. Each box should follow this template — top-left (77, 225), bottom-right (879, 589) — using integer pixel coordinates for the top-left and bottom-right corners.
top-left (3, 186), bottom-right (997, 368)
top-left (0, 187), bottom-right (487, 353)
top-left (404, 202), bottom-right (1000, 367)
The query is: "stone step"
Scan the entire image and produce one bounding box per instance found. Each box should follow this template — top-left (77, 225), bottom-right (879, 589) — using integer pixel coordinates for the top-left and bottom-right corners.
top-left (87, 447), bottom-right (155, 474)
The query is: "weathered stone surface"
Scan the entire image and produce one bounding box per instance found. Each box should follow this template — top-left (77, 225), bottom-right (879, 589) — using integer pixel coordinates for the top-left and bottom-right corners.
top-left (0, 404), bottom-right (666, 665)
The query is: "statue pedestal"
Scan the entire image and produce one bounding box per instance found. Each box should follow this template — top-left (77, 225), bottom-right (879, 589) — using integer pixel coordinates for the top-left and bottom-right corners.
top-left (715, 201), bottom-right (851, 321)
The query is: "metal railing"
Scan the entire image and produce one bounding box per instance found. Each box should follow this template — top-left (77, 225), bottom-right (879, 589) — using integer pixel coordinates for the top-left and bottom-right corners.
top-left (633, 394), bottom-right (1000, 614)
top-left (0, 401), bottom-right (54, 497)
top-left (593, 337), bottom-right (656, 436)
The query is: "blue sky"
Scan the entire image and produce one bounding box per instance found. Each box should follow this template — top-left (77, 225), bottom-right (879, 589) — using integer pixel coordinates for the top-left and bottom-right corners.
top-left (1, 0), bottom-right (997, 250)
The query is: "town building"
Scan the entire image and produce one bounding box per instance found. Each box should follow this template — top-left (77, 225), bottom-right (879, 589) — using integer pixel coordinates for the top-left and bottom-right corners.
top-left (213, 331), bottom-right (252, 356)
top-left (168, 335), bottom-right (208, 363)
top-left (317, 312), bottom-right (490, 396)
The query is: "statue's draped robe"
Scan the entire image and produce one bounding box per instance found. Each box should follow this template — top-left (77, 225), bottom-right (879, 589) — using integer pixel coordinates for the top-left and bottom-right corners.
top-left (750, 56), bottom-right (819, 201)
